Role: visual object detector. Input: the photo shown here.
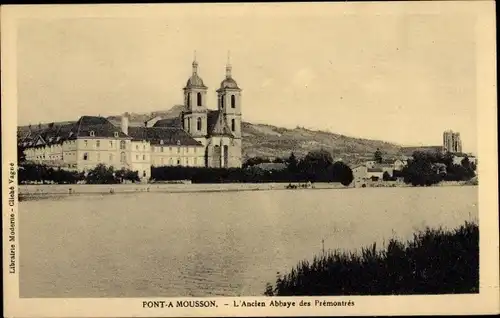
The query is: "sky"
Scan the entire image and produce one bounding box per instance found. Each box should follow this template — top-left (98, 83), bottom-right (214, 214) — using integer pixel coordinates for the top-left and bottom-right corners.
top-left (15, 3), bottom-right (478, 153)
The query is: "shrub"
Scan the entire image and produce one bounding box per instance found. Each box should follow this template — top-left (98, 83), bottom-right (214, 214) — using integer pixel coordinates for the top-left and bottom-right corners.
top-left (264, 221), bottom-right (478, 296)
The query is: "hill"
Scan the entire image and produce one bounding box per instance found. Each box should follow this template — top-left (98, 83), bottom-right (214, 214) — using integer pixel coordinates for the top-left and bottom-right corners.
top-left (18, 105), bottom-right (403, 164)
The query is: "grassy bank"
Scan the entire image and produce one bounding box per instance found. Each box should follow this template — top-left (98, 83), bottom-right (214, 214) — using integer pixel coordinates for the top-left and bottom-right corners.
top-left (264, 221), bottom-right (479, 296)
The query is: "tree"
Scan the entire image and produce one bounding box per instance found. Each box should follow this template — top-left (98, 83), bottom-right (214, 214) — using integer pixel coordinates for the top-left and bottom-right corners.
top-left (330, 161), bottom-right (354, 186)
top-left (382, 171), bottom-right (392, 181)
top-left (243, 156), bottom-right (271, 169)
top-left (299, 149), bottom-right (334, 182)
top-left (374, 148), bottom-right (383, 164)
top-left (287, 152), bottom-right (299, 173)
top-left (85, 164), bottom-right (116, 184)
top-left (17, 145), bottom-right (26, 163)
top-left (402, 156), bottom-right (441, 186)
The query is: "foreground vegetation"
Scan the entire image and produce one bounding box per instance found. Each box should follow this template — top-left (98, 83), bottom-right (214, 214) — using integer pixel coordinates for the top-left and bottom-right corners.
top-left (18, 163), bottom-right (139, 184)
top-left (264, 221), bottom-right (479, 296)
top-left (151, 150), bottom-right (354, 185)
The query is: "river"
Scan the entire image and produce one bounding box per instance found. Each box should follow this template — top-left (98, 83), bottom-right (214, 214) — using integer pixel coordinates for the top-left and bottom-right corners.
top-left (19, 186), bottom-right (478, 297)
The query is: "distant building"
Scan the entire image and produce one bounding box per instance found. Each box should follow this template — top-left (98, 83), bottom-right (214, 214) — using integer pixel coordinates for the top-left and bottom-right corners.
top-left (401, 145), bottom-right (444, 158)
top-left (443, 130), bottom-right (462, 153)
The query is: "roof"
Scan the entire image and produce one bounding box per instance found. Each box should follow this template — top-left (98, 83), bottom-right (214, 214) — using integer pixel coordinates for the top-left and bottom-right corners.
top-left (352, 165), bottom-right (367, 170)
top-left (18, 116), bottom-right (128, 148)
top-left (185, 74), bottom-right (207, 89)
top-left (152, 117), bottom-right (182, 128)
top-left (127, 127), bottom-right (202, 146)
top-left (73, 116), bottom-right (129, 139)
top-left (206, 110), bottom-right (234, 137)
top-left (184, 61), bottom-right (207, 89)
top-left (218, 77), bottom-right (240, 90)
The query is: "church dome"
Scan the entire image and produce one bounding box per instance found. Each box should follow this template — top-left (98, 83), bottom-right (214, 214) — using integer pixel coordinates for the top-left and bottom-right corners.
top-left (220, 77), bottom-right (239, 89)
top-left (186, 74), bottom-right (206, 88)
top-left (184, 60), bottom-right (207, 89)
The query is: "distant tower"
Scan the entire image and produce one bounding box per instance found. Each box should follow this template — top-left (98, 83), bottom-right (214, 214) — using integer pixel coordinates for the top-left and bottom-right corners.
top-left (182, 51), bottom-right (208, 138)
top-left (443, 130), bottom-right (463, 153)
top-left (216, 51), bottom-right (242, 139)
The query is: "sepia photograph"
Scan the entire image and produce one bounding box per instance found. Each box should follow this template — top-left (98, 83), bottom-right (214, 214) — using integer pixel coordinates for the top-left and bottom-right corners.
top-left (2, 2), bottom-right (499, 317)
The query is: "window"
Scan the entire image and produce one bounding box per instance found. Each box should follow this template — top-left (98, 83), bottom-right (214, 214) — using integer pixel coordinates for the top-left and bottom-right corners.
top-left (109, 154), bottom-right (113, 162)
top-left (120, 152), bottom-right (125, 163)
top-left (136, 145), bottom-right (139, 150)
top-left (89, 131), bottom-right (95, 137)
top-left (197, 92), bottom-right (202, 106)
top-left (221, 95), bottom-right (225, 109)
top-left (169, 158), bottom-right (173, 165)
top-left (114, 132), bottom-right (119, 138)
top-left (143, 154), bottom-right (146, 160)
top-left (161, 158), bottom-right (164, 165)
top-left (84, 140), bottom-right (88, 147)
top-left (194, 157), bottom-right (197, 165)
top-left (169, 147), bottom-right (172, 152)
top-left (231, 119), bottom-right (235, 132)
top-left (161, 147), bottom-right (164, 152)
top-left (197, 117), bottom-right (202, 131)
top-left (187, 118), bottom-right (191, 132)
top-left (120, 140), bottom-right (126, 150)
top-left (83, 153), bottom-right (88, 161)
top-left (110, 141), bottom-right (113, 147)
top-left (96, 140), bottom-right (100, 148)
top-left (97, 152), bottom-right (100, 161)
top-left (177, 159), bottom-right (181, 166)
top-left (160, 140), bottom-right (164, 145)
top-left (177, 147), bottom-right (180, 153)
top-left (143, 145), bottom-right (146, 150)
top-left (187, 93), bottom-right (191, 107)
top-left (231, 95), bottom-right (236, 108)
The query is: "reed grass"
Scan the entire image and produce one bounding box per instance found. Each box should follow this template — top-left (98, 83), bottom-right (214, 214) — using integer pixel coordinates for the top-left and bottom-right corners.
top-left (264, 221), bottom-right (479, 295)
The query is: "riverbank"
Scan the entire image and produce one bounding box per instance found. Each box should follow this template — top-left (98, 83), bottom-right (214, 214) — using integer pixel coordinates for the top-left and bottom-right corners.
top-left (18, 181), bottom-right (476, 199)
top-left (18, 182), bottom-right (348, 198)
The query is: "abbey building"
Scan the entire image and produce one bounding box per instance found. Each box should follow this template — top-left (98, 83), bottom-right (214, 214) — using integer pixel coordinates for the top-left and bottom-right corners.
top-left (17, 57), bottom-right (243, 180)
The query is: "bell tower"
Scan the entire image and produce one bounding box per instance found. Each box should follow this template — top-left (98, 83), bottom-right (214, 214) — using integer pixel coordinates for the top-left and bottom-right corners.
top-left (216, 52), bottom-right (242, 139)
top-left (182, 52), bottom-right (208, 138)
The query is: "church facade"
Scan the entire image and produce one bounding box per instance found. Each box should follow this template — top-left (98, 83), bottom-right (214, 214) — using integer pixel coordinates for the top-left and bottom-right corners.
top-left (18, 57), bottom-right (243, 180)
top-left (180, 57), bottom-right (242, 168)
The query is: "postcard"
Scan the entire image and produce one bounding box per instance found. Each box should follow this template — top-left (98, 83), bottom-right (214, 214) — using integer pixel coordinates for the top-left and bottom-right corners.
top-left (2, 1), bottom-right (499, 317)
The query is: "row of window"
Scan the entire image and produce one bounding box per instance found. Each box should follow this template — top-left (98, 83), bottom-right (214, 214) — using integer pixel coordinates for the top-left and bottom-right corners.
top-left (153, 157), bottom-right (200, 166)
top-left (219, 95), bottom-right (237, 109)
top-left (83, 139), bottom-right (127, 150)
top-left (82, 152), bottom-right (126, 162)
top-left (186, 93), bottom-right (237, 109)
top-left (88, 131), bottom-right (121, 138)
top-left (186, 118), bottom-right (237, 132)
top-left (152, 146), bottom-right (199, 153)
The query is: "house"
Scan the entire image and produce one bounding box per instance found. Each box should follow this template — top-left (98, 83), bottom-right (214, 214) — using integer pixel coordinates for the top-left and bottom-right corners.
top-left (352, 165), bottom-right (368, 186)
top-left (366, 168), bottom-right (384, 181)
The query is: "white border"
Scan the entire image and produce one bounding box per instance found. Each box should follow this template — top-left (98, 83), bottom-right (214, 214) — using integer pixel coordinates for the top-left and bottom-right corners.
top-left (2, 2), bottom-right (499, 317)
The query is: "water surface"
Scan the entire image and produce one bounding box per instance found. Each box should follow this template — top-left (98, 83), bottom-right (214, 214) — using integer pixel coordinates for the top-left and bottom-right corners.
top-left (19, 186), bottom-right (478, 297)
